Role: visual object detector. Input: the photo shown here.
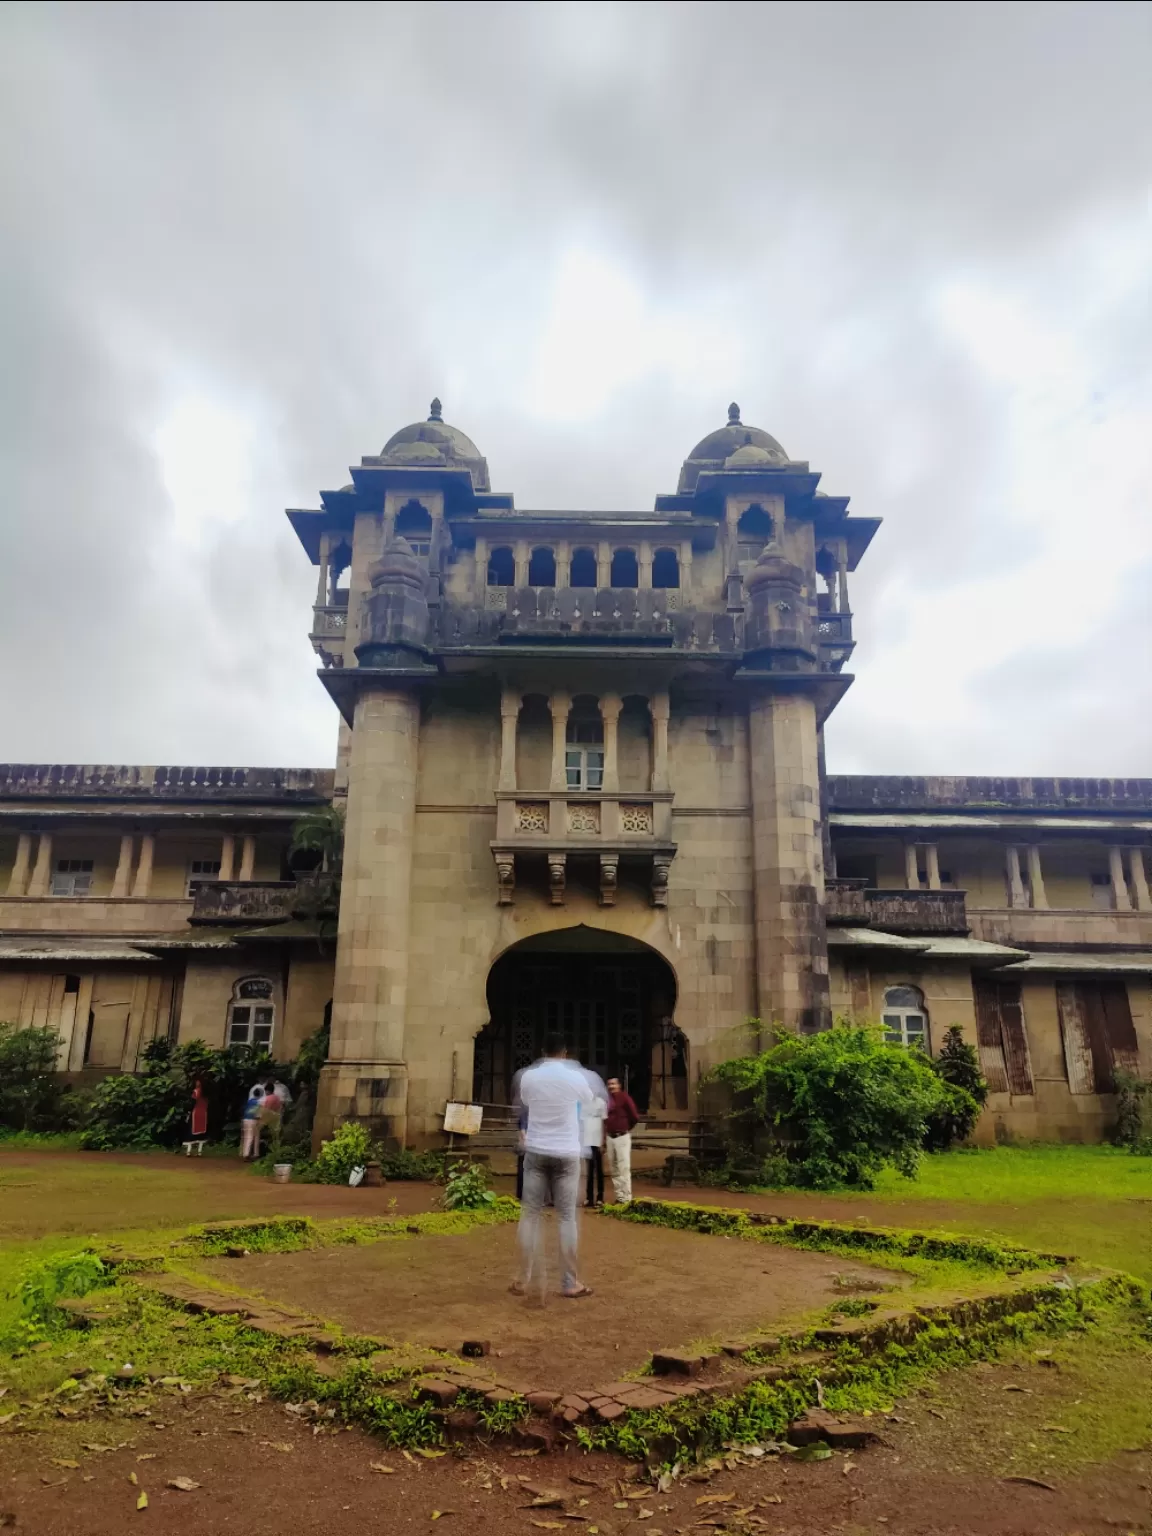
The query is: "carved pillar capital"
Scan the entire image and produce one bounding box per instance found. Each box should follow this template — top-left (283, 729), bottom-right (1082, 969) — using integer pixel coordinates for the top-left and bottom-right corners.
top-left (494, 853), bottom-right (516, 906)
top-left (651, 853), bottom-right (672, 908)
top-left (548, 852), bottom-right (567, 906)
top-left (599, 852), bottom-right (619, 908)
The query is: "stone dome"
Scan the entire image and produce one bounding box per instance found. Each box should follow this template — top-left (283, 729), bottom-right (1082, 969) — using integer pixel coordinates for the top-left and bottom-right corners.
top-left (378, 399), bottom-right (490, 491)
top-left (678, 403), bottom-right (789, 493)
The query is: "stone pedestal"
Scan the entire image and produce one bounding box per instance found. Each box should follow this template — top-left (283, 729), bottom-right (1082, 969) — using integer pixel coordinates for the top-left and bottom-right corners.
top-left (315, 684), bottom-right (420, 1148)
top-left (748, 691), bottom-right (830, 1033)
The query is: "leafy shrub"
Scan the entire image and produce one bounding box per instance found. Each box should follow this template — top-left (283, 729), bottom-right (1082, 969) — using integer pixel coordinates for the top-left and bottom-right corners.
top-left (923, 1026), bottom-right (987, 1151)
top-left (0, 1023), bottom-right (79, 1132)
top-left (1114, 1069), bottom-right (1152, 1154)
top-left (5, 1250), bottom-right (107, 1347)
top-left (708, 1020), bottom-right (958, 1189)
top-left (80, 1070), bottom-right (187, 1149)
top-left (314, 1120), bottom-right (377, 1184)
top-left (379, 1147), bottom-right (447, 1181)
top-left (441, 1162), bottom-right (496, 1210)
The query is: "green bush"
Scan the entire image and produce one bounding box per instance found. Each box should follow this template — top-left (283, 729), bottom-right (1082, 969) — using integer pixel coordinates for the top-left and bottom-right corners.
top-left (314, 1120), bottom-right (377, 1184)
top-left (1114, 1069), bottom-right (1152, 1154)
top-left (708, 1021), bottom-right (958, 1189)
top-left (80, 1070), bottom-right (187, 1150)
top-left (924, 1026), bottom-right (987, 1151)
top-left (441, 1162), bottom-right (496, 1210)
top-left (379, 1147), bottom-right (447, 1181)
top-left (5, 1250), bottom-right (107, 1348)
top-left (0, 1023), bottom-right (79, 1132)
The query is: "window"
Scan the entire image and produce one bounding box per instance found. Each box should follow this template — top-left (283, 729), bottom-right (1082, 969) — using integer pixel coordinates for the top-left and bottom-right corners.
top-left (1090, 872), bottom-right (1113, 911)
top-left (527, 547), bottom-right (556, 586)
top-left (652, 548), bottom-right (680, 589)
top-left (51, 859), bottom-right (94, 897)
top-left (487, 546), bottom-right (515, 586)
top-left (406, 539), bottom-right (431, 558)
top-left (186, 858), bottom-right (222, 897)
top-left (610, 548), bottom-right (638, 588)
top-left (569, 547), bottom-right (598, 588)
top-left (835, 855), bottom-right (877, 886)
top-left (565, 716), bottom-right (604, 790)
top-left (1056, 979), bottom-right (1139, 1094)
top-left (737, 503), bottom-right (775, 562)
top-left (227, 976), bottom-right (275, 1048)
top-left (882, 985), bottom-right (929, 1050)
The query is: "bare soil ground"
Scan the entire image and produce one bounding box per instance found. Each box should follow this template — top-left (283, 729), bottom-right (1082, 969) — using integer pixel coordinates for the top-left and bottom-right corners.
top-left (1, 1377), bottom-right (1148, 1536)
top-left (195, 1217), bottom-right (909, 1393)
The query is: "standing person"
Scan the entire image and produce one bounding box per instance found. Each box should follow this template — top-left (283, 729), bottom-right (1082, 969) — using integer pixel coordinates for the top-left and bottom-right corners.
top-left (604, 1076), bottom-right (640, 1205)
top-left (239, 1083), bottom-right (264, 1159)
top-left (511, 1034), bottom-right (595, 1300)
top-left (580, 1072), bottom-right (608, 1207)
top-left (188, 1079), bottom-right (209, 1145)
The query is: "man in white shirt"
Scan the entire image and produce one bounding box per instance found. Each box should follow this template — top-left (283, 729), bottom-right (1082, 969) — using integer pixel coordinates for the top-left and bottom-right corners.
top-left (511, 1034), bottom-right (595, 1299)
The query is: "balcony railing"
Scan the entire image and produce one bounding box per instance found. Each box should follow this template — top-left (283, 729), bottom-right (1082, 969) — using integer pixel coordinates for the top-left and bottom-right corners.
top-left (311, 605), bottom-right (349, 638)
top-left (825, 880), bottom-right (968, 935)
top-left (438, 591), bottom-right (742, 652)
top-left (190, 881), bottom-right (298, 925)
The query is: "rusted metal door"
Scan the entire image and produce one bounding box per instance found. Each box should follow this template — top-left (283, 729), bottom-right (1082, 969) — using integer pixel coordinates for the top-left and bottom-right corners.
top-left (974, 977), bottom-right (1033, 1095)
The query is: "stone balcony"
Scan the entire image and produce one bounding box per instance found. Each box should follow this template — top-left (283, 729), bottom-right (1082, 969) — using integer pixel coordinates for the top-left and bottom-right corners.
top-left (968, 906), bottom-right (1152, 950)
top-left (438, 589), bottom-right (743, 651)
top-left (825, 879), bottom-right (969, 934)
top-left (490, 791), bottom-right (676, 908)
top-left (189, 880), bottom-right (298, 925)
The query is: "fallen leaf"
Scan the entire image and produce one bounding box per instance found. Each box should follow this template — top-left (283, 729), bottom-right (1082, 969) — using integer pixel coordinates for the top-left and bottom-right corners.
top-left (525, 1498), bottom-right (567, 1510)
top-left (928, 1408), bottom-right (946, 1419)
top-left (636, 1511), bottom-right (654, 1520)
top-left (167, 1478), bottom-right (201, 1492)
top-left (791, 1444), bottom-right (832, 1463)
top-left (370, 1462), bottom-right (396, 1475)
top-left (759, 1496), bottom-right (783, 1505)
top-left (264, 1442), bottom-right (294, 1454)
top-left (51, 1459), bottom-right (80, 1469)
top-left (415, 1448), bottom-right (446, 1460)
top-left (39, 1478), bottom-right (67, 1488)
top-left (136, 1454), bottom-right (157, 1462)
top-left (402, 1451), bottom-right (417, 1464)
top-left (695, 1493), bottom-right (735, 1505)
top-left (530, 1525), bottom-right (565, 1531)
top-left (614, 1501), bottom-right (629, 1509)
top-left (82, 1444), bottom-right (116, 1454)
top-left (136, 1491), bottom-right (149, 1510)
top-left (128, 1472), bottom-right (138, 1486)
top-left (1003, 1476), bottom-right (1056, 1491)
top-left (509, 1449), bottom-right (540, 1457)
top-left (430, 1512), bottom-right (456, 1520)
top-left (1042, 1425), bottom-right (1072, 1434)
top-left (569, 1474), bottom-right (601, 1488)
top-left (1002, 1385), bottom-right (1032, 1394)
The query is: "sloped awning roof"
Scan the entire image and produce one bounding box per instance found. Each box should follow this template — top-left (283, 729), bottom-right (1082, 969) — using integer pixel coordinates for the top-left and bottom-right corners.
top-left (0, 942), bottom-right (162, 963)
top-left (998, 951), bottom-right (1152, 974)
top-left (827, 929), bottom-right (1027, 968)
top-left (827, 927), bottom-right (930, 952)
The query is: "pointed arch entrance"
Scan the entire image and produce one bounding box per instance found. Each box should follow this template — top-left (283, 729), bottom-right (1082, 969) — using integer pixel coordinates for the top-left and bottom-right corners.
top-left (473, 927), bottom-right (682, 1114)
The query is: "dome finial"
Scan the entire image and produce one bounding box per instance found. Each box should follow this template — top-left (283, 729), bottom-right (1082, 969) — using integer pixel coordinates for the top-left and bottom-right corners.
top-left (727, 401), bottom-right (741, 425)
top-left (428, 397), bottom-right (443, 422)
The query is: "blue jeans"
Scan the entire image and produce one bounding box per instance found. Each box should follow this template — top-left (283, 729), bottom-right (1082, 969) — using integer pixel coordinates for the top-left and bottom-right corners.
top-left (518, 1152), bottom-right (581, 1293)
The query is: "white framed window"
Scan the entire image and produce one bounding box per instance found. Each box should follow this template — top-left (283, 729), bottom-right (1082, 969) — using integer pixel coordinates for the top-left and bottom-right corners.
top-left (227, 976), bottom-right (275, 1048)
top-left (51, 858), bottom-right (94, 897)
top-left (406, 538), bottom-right (431, 558)
top-left (882, 985), bottom-right (929, 1050)
top-left (565, 717), bottom-right (604, 790)
top-left (186, 859), bottom-right (222, 897)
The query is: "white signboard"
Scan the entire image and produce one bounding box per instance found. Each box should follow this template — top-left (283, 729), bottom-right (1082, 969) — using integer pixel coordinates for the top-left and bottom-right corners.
top-left (443, 1101), bottom-right (483, 1136)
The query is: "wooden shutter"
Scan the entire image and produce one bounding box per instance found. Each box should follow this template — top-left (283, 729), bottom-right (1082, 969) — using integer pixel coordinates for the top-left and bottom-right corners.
top-left (997, 981), bottom-right (1034, 1095)
top-left (1056, 983), bottom-right (1096, 1094)
top-left (974, 978), bottom-right (1009, 1093)
top-left (974, 977), bottom-right (1033, 1096)
top-left (1100, 980), bottom-right (1139, 1077)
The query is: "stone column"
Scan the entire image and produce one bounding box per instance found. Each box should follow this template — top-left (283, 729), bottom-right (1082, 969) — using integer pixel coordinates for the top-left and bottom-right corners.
top-left (638, 543), bottom-right (653, 589)
top-left (219, 834), bottom-right (235, 882)
top-left (904, 844), bottom-right (921, 889)
top-left (679, 541), bottom-right (693, 598)
top-left (27, 831), bottom-right (53, 897)
top-left (238, 834), bottom-right (256, 882)
top-left (316, 532), bottom-right (330, 607)
top-left (723, 499), bottom-right (741, 571)
top-left (549, 692), bottom-right (571, 792)
top-left (110, 834), bottom-right (135, 898)
top-left (6, 831), bottom-right (33, 895)
top-left (748, 691), bottom-right (830, 1033)
top-left (650, 692), bottom-right (670, 792)
top-left (600, 693), bottom-right (622, 793)
top-left (1128, 848), bottom-right (1151, 912)
top-left (556, 542), bottom-right (571, 589)
top-left (836, 545), bottom-right (850, 614)
top-left (1109, 845), bottom-right (1133, 912)
top-left (1026, 846), bottom-right (1048, 909)
top-left (596, 542), bottom-right (611, 588)
top-left (498, 688), bottom-right (520, 792)
top-left (1005, 845), bottom-right (1027, 908)
top-left (514, 540), bottom-right (530, 588)
top-left (474, 537), bottom-right (488, 595)
top-left (131, 833), bottom-right (154, 898)
top-left (925, 843), bottom-right (942, 891)
top-left (320, 686), bottom-right (421, 1147)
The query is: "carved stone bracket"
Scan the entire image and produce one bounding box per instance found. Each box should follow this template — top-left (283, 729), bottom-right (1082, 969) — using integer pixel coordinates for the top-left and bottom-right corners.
top-left (651, 854), bottom-right (672, 908)
top-left (547, 852), bottom-right (567, 906)
top-left (599, 852), bottom-right (619, 907)
top-left (494, 853), bottom-right (515, 906)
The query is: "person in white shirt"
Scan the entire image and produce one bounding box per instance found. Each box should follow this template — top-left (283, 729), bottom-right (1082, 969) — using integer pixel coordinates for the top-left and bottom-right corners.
top-left (511, 1034), bottom-right (595, 1299)
top-left (580, 1069), bottom-right (609, 1207)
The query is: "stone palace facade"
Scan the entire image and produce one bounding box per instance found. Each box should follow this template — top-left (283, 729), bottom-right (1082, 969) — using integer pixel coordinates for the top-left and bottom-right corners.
top-left (2, 403), bottom-right (1149, 1147)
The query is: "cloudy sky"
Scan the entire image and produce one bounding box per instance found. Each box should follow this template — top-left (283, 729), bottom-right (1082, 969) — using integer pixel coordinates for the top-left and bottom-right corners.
top-left (1, 1), bottom-right (1149, 775)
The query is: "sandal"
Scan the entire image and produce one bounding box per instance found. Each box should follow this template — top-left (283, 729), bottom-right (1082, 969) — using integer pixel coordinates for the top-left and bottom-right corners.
top-left (508, 1282), bottom-right (527, 1296)
top-left (560, 1285), bottom-right (594, 1299)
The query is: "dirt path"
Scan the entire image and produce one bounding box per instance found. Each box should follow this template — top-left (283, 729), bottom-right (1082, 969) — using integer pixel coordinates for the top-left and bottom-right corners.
top-left (1, 1386), bottom-right (1148, 1536)
top-left (195, 1217), bottom-right (909, 1392)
